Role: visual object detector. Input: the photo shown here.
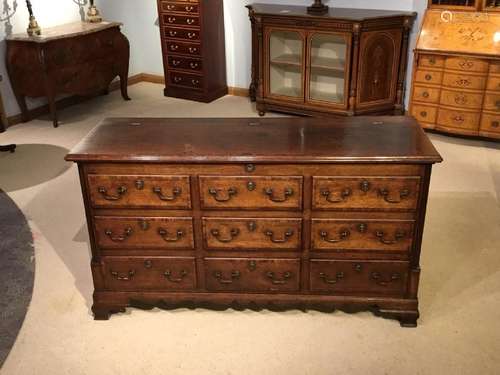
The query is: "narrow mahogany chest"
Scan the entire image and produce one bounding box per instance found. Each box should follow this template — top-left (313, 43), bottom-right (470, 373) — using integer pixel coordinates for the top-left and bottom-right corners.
top-left (66, 117), bottom-right (442, 327)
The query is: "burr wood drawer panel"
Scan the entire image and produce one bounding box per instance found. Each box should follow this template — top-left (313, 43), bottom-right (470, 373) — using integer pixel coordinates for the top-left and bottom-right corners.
top-left (442, 73), bottom-right (487, 91)
top-left (414, 70), bottom-right (443, 85)
top-left (411, 104), bottom-right (438, 124)
top-left (87, 175), bottom-right (191, 209)
top-left (202, 218), bottom-right (302, 251)
top-left (199, 176), bottom-right (303, 210)
top-left (161, 14), bottom-right (200, 27)
top-left (439, 89), bottom-right (484, 110)
top-left (204, 258), bottom-right (301, 292)
top-left (165, 41), bottom-right (201, 56)
top-left (486, 76), bottom-right (500, 92)
top-left (480, 113), bottom-right (500, 134)
top-left (412, 85), bottom-right (441, 104)
top-left (167, 55), bottom-right (202, 71)
top-left (312, 177), bottom-right (421, 210)
top-left (94, 217), bottom-right (195, 250)
top-left (309, 260), bottom-right (409, 296)
top-left (483, 93), bottom-right (500, 111)
top-left (164, 27), bottom-right (200, 41)
top-left (418, 54), bottom-right (445, 69)
top-left (489, 62), bottom-right (500, 74)
top-left (311, 219), bottom-right (415, 252)
top-left (101, 257), bottom-right (196, 291)
top-left (437, 108), bottom-right (480, 131)
top-left (168, 71), bottom-right (203, 90)
top-left (445, 57), bottom-right (489, 73)
top-left (160, 2), bottom-right (199, 14)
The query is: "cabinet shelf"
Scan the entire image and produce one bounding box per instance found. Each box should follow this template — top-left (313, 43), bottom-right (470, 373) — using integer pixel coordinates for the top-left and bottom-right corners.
top-left (311, 57), bottom-right (346, 72)
top-left (270, 54), bottom-right (302, 67)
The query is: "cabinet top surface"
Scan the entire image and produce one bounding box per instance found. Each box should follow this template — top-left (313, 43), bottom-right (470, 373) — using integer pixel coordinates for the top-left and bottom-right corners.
top-left (247, 4), bottom-right (416, 20)
top-left (66, 117), bottom-right (442, 164)
top-left (6, 21), bottom-right (122, 43)
top-left (416, 10), bottom-right (500, 57)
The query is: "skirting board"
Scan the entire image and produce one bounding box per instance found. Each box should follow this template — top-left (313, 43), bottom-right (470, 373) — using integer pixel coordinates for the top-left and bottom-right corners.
top-left (4, 73), bottom-right (248, 129)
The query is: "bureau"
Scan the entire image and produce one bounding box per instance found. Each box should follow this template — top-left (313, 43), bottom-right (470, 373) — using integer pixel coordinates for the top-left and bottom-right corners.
top-left (65, 117), bottom-right (442, 327)
top-left (156, 0), bottom-right (228, 102)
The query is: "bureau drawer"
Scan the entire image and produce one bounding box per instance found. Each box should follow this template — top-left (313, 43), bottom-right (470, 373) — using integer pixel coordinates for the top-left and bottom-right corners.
top-left (418, 54), bottom-right (445, 69)
top-left (415, 70), bottom-right (443, 85)
top-left (311, 219), bottom-right (414, 252)
top-left (168, 55), bottom-right (202, 72)
top-left (169, 71), bottom-right (203, 90)
top-left (164, 27), bottom-right (200, 41)
top-left (199, 176), bottom-right (303, 210)
top-left (437, 108), bottom-right (480, 131)
top-left (162, 14), bottom-right (199, 27)
top-left (440, 89), bottom-right (484, 110)
top-left (165, 41), bottom-right (201, 56)
top-left (445, 57), bottom-right (489, 73)
top-left (205, 258), bottom-right (300, 292)
top-left (480, 112), bottom-right (500, 134)
top-left (442, 72), bottom-right (486, 90)
top-left (489, 62), bottom-right (500, 75)
top-left (87, 175), bottom-right (191, 209)
top-left (411, 104), bottom-right (438, 123)
top-left (483, 93), bottom-right (500, 111)
top-left (312, 177), bottom-right (421, 210)
top-left (160, 2), bottom-right (199, 14)
top-left (203, 218), bottom-right (302, 251)
top-left (486, 76), bottom-right (500, 92)
top-left (101, 256), bottom-right (196, 291)
top-left (94, 217), bottom-right (195, 250)
top-left (412, 85), bottom-right (440, 104)
top-left (310, 260), bottom-right (408, 296)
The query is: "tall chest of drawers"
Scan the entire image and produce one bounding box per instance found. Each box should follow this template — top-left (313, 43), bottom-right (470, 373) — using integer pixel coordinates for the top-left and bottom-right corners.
top-left (66, 117), bottom-right (442, 327)
top-left (156, 0), bottom-right (228, 102)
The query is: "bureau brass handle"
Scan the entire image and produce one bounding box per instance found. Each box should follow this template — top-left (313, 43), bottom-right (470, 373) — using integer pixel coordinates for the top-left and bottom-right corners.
top-left (321, 188), bottom-right (351, 203)
top-left (186, 18), bottom-right (195, 25)
top-left (169, 31), bottom-right (177, 37)
top-left (455, 94), bottom-right (467, 105)
top-left (110, 270), bottom-right (135, 281)
top-left (172, 59), bottom-right (181, 66)
top-left (98, 186), bottom-right (127, 201)
top-left (360, 180), bottom-right (371, 193)
top-left (188, 47), bottom-right (198, 53)
top-left (138, 219), bottom-right (150, 231)
top-left (266, 271), bottom-right (292, 285)
top-left (420, 111), bottom-right (427, 118)
top-left (458, 60), bottom-right (474, 69)
top-left (375, 230), bottom-right (407, 245)
top-left (208, 187), bottom-right (237, 202)
top-left (264, 229), bottom-right (294, 244)
top-left (170, 44), bottom-right (179, 51)
top-left (371, 272), bottom-right (401, 286)
top-left (190, 62), bottom-right (199, 69)
top-left (135, 180), bottom-right (145, 190)
top-left (456, 78), bottom-right (471, 87)
top-left (492, 121), bottom-right (499, 128)
top-left (248, 260), bottom-right (257, 271)
top-left (167, 5), bottom-right (175, 10)
top-left (174, 77), bottom-right (182, 83)
top-left (453, 115), bottom-right (465, 123)
top-left (319, 272), bottom-right (344, 284)
top-left (153, 186), bottom-right (182, 201)
top-left (428, 57), bottom-right (436, 65)
top-left (185, 6), bottom-right (194, 12)
top-left (187, 32), bottom-right (196, 39)
top-left (158, 228), bottom-right (184, 242)
top-left (210, 228), bottom-right (240, 243)
top-left (144, 260), bottom-right (153, 269)
top-left (192, 79), bottom-right (200, 86)
top-left (320, 229), bottom-right (350, 243)
top-left (357, 223), bottom-right (368, 233)
top-left (168, 17), bottom-right (176, 23)
top-left (263, 187), bottom-right (294, 203)
top-left (105, 227), bottom-right (133, 242)
top-left (164, 269), bottom-right (188, 283)
top-left (213, 270), bottom-right (240, 284)
top-left (422, 91), bottom-right (430, 98)
top-left (378, 188), bottom-right (410, 204)
top-left (425, 74), bottom-right (432, 81)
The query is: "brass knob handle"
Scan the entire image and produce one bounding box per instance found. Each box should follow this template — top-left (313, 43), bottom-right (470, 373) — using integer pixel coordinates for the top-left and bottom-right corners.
top-left (210, 228), bottom-right (240, 243)
top-left (320, 229), bottom-right (350, 243)
top-left (360, 180), bottom-right (371, 192)
top-left (263, 187), bottom-right (294, 203)
top-left (420, 111), bottom-right (427, 118)
top-left (153, 186), bottom-right (182, 201)
top-left (422, 91), bottom-right (430, 98)
top-left (264, 229), bottom-right (294, 244)
top-left (105, 227), bottom-right (133, 242)
top-left (158, 228), bottom-right (185, 242)
top-left (208, 187), bottom-right (238, 202)
top-left (429, 57), bottom-right (436, 65)
top-left (425, 74), bottom-right (432, 81)
top-left (321, 188), bottom-right (351, 203)
top-left (319, 272), bottom-right (344, 284)
top-left (98, 186), bottom-right (127, 201)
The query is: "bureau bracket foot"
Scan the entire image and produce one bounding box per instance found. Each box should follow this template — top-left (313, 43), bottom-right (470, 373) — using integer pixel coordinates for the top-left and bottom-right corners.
top-left (92, 304), bottom-right (126, 320)
top-left (377, 308), bottom-right (419, 328)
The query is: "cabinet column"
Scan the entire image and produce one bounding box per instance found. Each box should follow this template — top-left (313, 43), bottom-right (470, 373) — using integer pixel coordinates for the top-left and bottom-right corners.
top-left (348, 23), bottom-right (361, 116)
top-left (395, 17), bottom-right (414, 115)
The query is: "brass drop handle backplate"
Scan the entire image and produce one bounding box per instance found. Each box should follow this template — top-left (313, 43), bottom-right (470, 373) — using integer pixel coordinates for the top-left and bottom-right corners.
top-left (266, 271), bottom-right (292, 285)
top-left (371, 272), bottom-right (401, 286)
top-left (208, 187), bottom-right (237, 202)
top-left (264, 229), bottom-right (294, 244)
top-left (168, 17), bottom-right (176, 23)
top-left (360, 180), bottom-right (371, 193)
top-left (187, 32), bottom-right (196, 39)
top-left (164, 269), bottom-right (188, 283)
top-left (158, 228), bottom-right (184, 242)
top-left (319, 272), bottom-right (344, 284)
top-left (135, 180), bottom-right (144, 190)
top-left (110, 270), bottom-right (135, 281)
top-left (211, 228), bottom-right (240, 243)
top-left (248, 260), bottom-right (257, 271)
top-left (453, 115), bottom-right (465, 123)
top-left (378, 188), bottom-right (410, 203)
top-left (264, 187), bottom-right (294, 203)
top-left (320, 229), bottom-right (350, 243)
top-left (105, 227), bottom-right (133, 242)
top-left (425, 74), bottom-right (432, 81)
top-left (144, 260), bottom-right (153, 269)
top-left (321, 187), bottom-right (352, 203)
top-left (422, 91), bottom-right (430, 98)
top-left (375, 230), bottom-right (407, 245)
top-left (185, 6), bottom-right (194, 12)
top-left (153, 186), bottom-right (182, 201)
top-left (186, 18), bottom-right (195, 25)
top-left (420, 111), bottom-right (427, 118)
top-left (213, 270), bottom-right (240, 284)
top-left (98, 186), bottom-right (127, 201)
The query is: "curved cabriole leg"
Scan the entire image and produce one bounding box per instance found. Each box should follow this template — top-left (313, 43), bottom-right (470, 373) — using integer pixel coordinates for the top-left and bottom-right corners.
top-left (119, 73), bottom-right (131, 101)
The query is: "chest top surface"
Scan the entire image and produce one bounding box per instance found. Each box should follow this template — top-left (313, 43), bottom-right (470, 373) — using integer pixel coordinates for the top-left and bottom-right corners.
top-left (65, 117), bottom-right (442, 164)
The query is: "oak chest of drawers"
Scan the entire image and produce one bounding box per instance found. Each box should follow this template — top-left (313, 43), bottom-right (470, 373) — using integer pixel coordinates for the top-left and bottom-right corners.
top-left (156, 0), bottom-right (228, 102)
top-left (66, 117), bottom-right (442, 327)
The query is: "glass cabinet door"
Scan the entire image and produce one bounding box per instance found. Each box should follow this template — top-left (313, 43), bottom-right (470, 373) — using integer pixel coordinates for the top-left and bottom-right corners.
top-left (268, 30), bottom-right (304, 99)
top-left (307, 33), bottom-right (349, 107)
top-left (484, 0), bottom-right (500, 10)
top-left (429, 0), bottom-right (477, 8)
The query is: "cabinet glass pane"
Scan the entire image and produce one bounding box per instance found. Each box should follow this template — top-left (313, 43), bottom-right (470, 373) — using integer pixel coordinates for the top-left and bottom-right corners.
top-left (484, 0), bottom-right (500, 10)
top-left (430, 0), bottom-right (476, 6)
top-left (309, 33), bottom-right (347, 104)
top-left (269, 31), bottom-right (303, 98)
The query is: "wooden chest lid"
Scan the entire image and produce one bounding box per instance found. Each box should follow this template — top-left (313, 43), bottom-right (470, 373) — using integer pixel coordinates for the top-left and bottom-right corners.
top-left (65, 117), bottom-right (443, 164)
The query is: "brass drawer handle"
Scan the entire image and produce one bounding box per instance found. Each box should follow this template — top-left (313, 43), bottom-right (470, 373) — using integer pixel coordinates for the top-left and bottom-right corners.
top-left (158, 228), bottom-right (184, 242)
top-left (264, 229), bottom-right (294, 244)
top-left (428, 57), bottom-right (436, 65)
top-left (185, 6), bottom-right (194, 12)
top-left (453, 115), bottom-right (465, 124)
top-left (186, 18), bottom-right (195, 25)
top-left (375, 230), bottom-right (407, 245)
top-left (320, 229), bottom-right (350, 243)
top-left (169, 30), bottom-right (177, 37)
top-left (422, 91), bottom-right (430, 98)
top-left (492, 121), bottom-right (499, 128)
top-left (191, 79), bottom-right (200, 86)
top-left (168, 17), bottom-right (176, 23)
top-left (458, 60), bottom-right (474, 69)
top-left (208, 187), bottom-right (237, 202)
top-left (319, 272), bottom-right (344, 284)
top-left (371, 272), bottom-right (401, 287)
top-left (455, 94), bottom-right (467, 105)
top-left (98, 186), bottom-right (127, 201)
top-left (213, 270), bottom-right (240, 284)
top-left (420, 111), bottom-right (427, 118)
top-left (164, 269), bottom-right (188, 283)
top-left (321, 187), bottom-right (351, 203)
top-left (138, 219), bottom-right (149, 231)
top-left (266, 271), bottom-right (292, 285)
top-left (144, 259), bottom-right (153, 268)
top-left (172, 60), bottom-right (181, 66)
top-left (105, 227), bottom-right (133, 242)
top-left (187, 32), bottom-right (197, 39)
top-left (456, 78), bottom-right (471, 87)
top-left (110, 270), bottom-right (135, 281)
top-left (425, 74), bottom-right (432, 81)
top-left (190, 62), bottom-right (199, 69)
top-left (188, 47), bottom-right (198, 54)
top-left (264, 187), bottom-right (294, 203)
top-left (153, 186), bottom-right (182, 201)
top-left (170, 44), bottom-right (179, 51)
top-left (360, 180), bottom-right (371, 192)
top-left (210, 228), bottom-right (240, 243)
top-left (166, 5), bottom-right (175, 10)
top-left (173, 77), bottom-right (182, 83)
top-left (378, 188), bottom-right (410, 204)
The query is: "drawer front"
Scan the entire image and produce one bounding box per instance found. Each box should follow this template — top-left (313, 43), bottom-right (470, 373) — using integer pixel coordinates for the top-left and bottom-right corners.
top-left (440, 89), bottom-right (484, 110)
top-left (169, 71), bottom-right (203, 90)
top-left (483, 93), bottom-right (500, 111)
top-left (164, 27), bottom-right (200, 41)
top-left (168, 55), bottom-right (202, 72)
top-left (486, 76), bottom-right (500, 92)
top-left (311, 219), bottom-right (414, 252)
top-left (162, 14), bottom-right (199, 27)
top-left (445, 57), bottom-right (489, 73)
top-left (160, 2), bottom-right (199, 14)
top-left (411, 104), bottom-right (438, 123)
top-left (313, 177), bottom-right (421, 211)
top-left (203, 218), bottom-right (302, 251)
top-left (165, 41), bottom-right (201, 56)
top-left (442, 72), bottom-right (486, 90)
top-left (94, 217), bottom-right (195, 250)
top-left (437, 108), bottom-right (480, 131)
top-left (199, 176), bottom-right (303, 211)
top-left (102, 257), bottom-right (196, 291)
top-left (87, 175), bottom-right (191, 209)
top-left (310, 260), bottom-right (408, 295)
top-left (489, 62), bottom-right (500, 75)
top-left (412, 85), bottom-right (441, 104)
top-left (205, 258), bottom-right (300, 292)
top-left (415, 70), bottom-right (443, 85)
top-left (480, 113), bottom-right (500, 134)
top-left (418, 54), bottom-right (445, 69)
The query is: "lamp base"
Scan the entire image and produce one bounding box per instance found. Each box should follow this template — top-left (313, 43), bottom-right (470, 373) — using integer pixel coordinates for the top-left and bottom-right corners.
top-left (307, 4), bottom-right (329, 15)
top-left (27, 16), bottom-right (41, 36)
top-left (87, 5), bottom-right (103, 23)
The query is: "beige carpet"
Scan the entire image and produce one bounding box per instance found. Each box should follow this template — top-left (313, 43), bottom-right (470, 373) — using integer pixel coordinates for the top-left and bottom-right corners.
top-left (0, 83), bottom-right (499, 375)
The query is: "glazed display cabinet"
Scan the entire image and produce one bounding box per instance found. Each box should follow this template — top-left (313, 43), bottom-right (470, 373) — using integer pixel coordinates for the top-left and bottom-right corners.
top-left (247, 4), bottom-right (416, 117)
top-left (428, 0), bottom-right (500, 11)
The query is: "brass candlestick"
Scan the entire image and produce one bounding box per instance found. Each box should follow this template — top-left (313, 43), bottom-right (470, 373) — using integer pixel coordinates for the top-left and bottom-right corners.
top-left (87, 0), bottom-right (102, 23)
top-left (307, 0), bottom-right (329, 15)
top-left (26, 0), bottom-right (41, 36)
